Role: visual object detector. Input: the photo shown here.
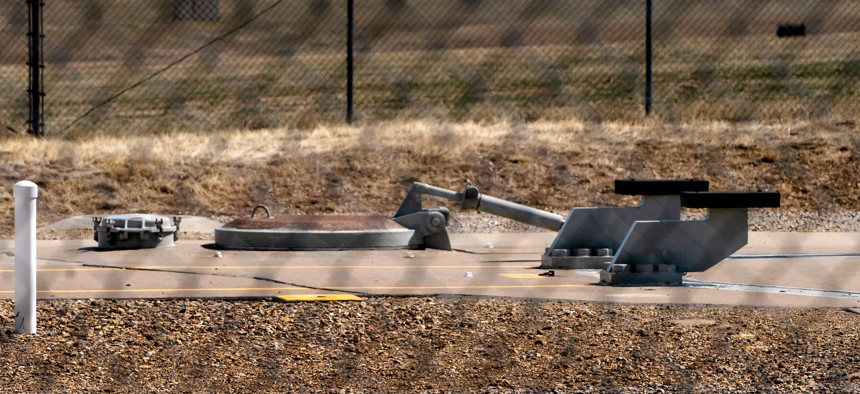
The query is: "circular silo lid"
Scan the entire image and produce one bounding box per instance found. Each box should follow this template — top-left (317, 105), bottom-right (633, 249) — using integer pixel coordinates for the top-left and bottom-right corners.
top-left (214, 214), bottom-right (414, 250)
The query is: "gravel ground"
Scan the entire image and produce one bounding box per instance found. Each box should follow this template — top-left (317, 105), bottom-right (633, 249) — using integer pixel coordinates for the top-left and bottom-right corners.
top-left (5, 206), bottom-right (860, 393)
top-left (7, 207), bottom-right (860, 393)
top-left (746, 210), bottom-right (860, 232)
top-left (447, 210), bottom-right (860, 234)
top-left (7, 210), bottom-right (858, 392)
top-left (1, 298), bottom-right (859, 392)
top-left (3, 119), bottom-right (860, 392)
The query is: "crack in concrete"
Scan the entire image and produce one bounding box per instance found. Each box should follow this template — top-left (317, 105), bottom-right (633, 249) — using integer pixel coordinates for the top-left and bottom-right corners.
top-left (37, 257), bottom-right (343, 295)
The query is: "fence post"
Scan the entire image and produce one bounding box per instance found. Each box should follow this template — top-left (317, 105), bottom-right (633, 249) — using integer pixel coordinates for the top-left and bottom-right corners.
top-left (14, 181), bottom-right (38, 334)
top-left (346, 0), bottom-right (355, 124)
top-left (645, 0), bottom-right (653, 116)
top-left (27, 0), bottom-right (45, 137)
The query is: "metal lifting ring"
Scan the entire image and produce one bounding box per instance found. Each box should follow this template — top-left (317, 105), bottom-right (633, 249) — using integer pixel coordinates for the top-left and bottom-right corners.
top-left (250, 205), bottom-right (271, 219)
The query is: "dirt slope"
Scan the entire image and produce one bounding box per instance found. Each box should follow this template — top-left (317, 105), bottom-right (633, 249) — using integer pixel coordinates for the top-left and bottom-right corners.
top-left (1, 119), bottom-right (858, 236)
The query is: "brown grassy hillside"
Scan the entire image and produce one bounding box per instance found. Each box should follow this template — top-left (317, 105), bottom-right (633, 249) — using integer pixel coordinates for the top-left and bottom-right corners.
top-left (1, 118), bottom-right (858, 236)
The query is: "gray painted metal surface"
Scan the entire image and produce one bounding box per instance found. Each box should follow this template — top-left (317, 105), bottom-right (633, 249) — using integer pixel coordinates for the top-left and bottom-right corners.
top-left (601, 191), bottom-right (780, 286)
top-left (542, 195), bottom-right (682, 269)
top-left (392, 208), bottom-right (452, 250)
top-left (600, 209), bottom-right (748, 285)
top-left (393, 181), bottom-right (565, 250)
top-left (93, 213), bottom-right (179, 249)
top-left (214, 214), bottom-right (413, 250)
top-left (474, 193), bottom-right (564, 231)
top-left (398, 182), bottom-right (564, 232)
top-left (609, 208), bottom-right (748, 272)
top-left (214, 227), bottom-right (413, 250)
top-left (541, 179), bottom-right (709, 269)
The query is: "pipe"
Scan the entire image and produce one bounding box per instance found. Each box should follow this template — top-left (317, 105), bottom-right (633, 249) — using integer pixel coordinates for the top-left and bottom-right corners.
top-left (411, 182), bottom-right (463, 202)
top-left (409, 182), bottom-right (564, 231)
top-left (14, 181), bottom-right (38, 334)
top-left (475, 194), bottom-right (564, 231)
top-left (28, 0), bottom-right (45, 137)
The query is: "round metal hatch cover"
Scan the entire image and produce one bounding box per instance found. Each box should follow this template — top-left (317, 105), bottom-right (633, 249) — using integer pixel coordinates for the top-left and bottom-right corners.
top-left (214, 214), bottom-right (414, 250)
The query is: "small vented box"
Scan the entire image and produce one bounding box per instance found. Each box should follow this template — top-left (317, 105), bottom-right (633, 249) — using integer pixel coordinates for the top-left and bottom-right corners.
top-left (93, 214), bottom-right (181, 249)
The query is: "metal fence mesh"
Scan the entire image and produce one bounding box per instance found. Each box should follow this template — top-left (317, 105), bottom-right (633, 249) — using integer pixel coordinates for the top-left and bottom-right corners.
top-left (44, 0), bottom-right (346, 135)
top-left (5, 0), bottom-right (860, 136)
top-left (0, 1), bottom-right (29, 134)
top-left (654, 0), bottom-right (860, 122)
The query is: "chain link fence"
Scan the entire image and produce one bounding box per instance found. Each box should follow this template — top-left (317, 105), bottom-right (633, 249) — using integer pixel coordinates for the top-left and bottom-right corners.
top-left (654, 0), bottom-right (860, 122)
top-left (6, 0), bottom-right (860, 136)
top-left (0, 1), bottom-right (29, 134)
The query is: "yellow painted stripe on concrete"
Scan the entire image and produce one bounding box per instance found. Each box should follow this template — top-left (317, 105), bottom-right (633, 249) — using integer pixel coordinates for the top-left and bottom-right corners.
top-left (500, 273), bottom-right (551, 279)
top-left (0, 264), bottom-right (533, 273)
top-left (0, 283), bottom-right (590, 295)
top-left (324, 284), bottom-right (591, 290)
top-left (0, 268), bottom-right (122, 273)
top-left (0, 286), bottom-right (304, 295)
top-left (137, 264), bottom-right (533, 270)
top-left (276, 294), bottom-right (364, 302)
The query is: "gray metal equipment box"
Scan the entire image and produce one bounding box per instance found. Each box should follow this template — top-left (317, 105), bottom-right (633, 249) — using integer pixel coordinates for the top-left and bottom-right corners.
top-left (93, 214), bottom-right (181, 250)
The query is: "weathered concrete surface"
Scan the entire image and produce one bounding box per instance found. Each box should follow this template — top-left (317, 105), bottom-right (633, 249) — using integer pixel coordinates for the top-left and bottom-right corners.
top-left (0, 232), bottom-right (858, 308)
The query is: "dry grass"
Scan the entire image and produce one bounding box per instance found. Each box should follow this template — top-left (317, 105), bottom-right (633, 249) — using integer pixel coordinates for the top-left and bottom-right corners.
top-left (1, 117), bottom-right (858, 236)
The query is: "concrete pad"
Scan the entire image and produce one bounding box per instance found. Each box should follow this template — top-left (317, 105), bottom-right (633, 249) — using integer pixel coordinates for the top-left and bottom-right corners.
top-left (0, 232), bottom-right (858, 308)
top-left (40, 215), bottom-right (95, 231)
top-left (0, 262), bottom-right (321, 299)
top-left (691, 255), bottom-right (860, 291)
top-left (450, 232), bottom-right (556, 254)
top-left (742, 232), bottom-right (860, 255)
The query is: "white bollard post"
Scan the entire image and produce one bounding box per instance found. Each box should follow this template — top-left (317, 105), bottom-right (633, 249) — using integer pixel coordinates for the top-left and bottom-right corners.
top-left (14, 181), bottom-right (38, 334)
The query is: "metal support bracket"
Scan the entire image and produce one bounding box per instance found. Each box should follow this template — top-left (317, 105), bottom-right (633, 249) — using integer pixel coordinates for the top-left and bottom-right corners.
top-left (600, 191), bottom-right (780, 286)
top-left (393, 184), bottom-right (452, 250)
top-left (392, 208), bottom-right (451, 250)
top-left (541, 179), bottom-right (708, 269)
top-left (393, 180), bottom-right (567, 250)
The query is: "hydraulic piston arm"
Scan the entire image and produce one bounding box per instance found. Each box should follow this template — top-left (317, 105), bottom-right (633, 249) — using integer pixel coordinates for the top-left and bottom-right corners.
top-left (394, 182), bottom-right (564, 249)
top-left (395, 181), bottom-right (564, 233)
